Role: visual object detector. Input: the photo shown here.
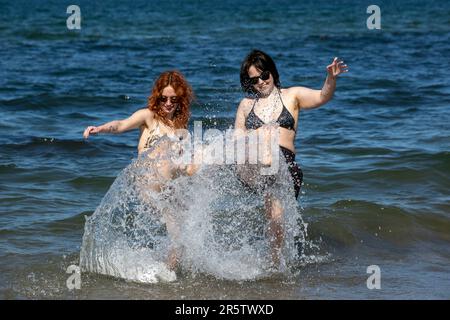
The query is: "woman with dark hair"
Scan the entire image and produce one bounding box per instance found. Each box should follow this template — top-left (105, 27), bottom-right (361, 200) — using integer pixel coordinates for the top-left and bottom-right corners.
top-left (235, 49), bottom-right (348, 268)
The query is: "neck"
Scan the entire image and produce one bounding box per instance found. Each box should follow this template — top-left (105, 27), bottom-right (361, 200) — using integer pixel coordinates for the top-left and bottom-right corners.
top-left (258, 86), bottom-right (277, 99)
top-left (165, 111), bottom-right (175, 121)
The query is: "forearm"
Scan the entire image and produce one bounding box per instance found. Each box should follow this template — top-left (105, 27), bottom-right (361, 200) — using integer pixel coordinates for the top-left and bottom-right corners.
top-left (320, 74), bottom-right (337, 103)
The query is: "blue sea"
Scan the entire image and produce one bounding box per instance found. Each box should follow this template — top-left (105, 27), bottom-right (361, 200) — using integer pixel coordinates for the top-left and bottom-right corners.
top-left (0, 0), bottom-right (449, 299)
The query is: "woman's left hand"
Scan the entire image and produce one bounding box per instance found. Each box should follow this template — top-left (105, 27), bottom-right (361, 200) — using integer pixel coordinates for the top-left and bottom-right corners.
top-left (326, 57), bottom-right (348, 78)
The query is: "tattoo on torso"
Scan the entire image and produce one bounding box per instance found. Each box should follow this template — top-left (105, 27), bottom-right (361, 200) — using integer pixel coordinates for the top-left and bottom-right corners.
top-left (144, 128), bottom-right (158, 148)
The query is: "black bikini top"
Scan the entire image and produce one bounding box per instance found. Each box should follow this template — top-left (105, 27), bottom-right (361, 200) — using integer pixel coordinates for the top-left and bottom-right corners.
top-left (245, 90), bottom-right (296, 132)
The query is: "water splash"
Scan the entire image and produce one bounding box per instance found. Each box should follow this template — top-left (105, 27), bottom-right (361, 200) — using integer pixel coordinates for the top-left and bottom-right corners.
top-left (80, 135), bottom-right (318, 283)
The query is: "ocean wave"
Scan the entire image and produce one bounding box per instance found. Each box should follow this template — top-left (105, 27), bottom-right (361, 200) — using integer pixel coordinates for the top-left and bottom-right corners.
top-left (305, 200), bottom-right (450, 248)
top-left (66, 176), bottom-right (114, 189)
top-left (0, 93), bottom-right (129, 111)
top-left (14, 29), bottom-right (81, 41)
top-left (1, 137), bottom-right (131, 154)
top-left (0, 164), bottom-right (26, 174)
top-left (41, 211), bottom-right (92, 234)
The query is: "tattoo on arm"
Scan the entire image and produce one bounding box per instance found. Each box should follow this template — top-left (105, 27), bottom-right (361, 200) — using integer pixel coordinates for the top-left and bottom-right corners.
top-left (109, 125), bottom-right (118, 133)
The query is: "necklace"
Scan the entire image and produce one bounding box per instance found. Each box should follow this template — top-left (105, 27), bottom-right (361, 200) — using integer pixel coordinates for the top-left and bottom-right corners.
top-left (255, 87), bottom-right (281, 124)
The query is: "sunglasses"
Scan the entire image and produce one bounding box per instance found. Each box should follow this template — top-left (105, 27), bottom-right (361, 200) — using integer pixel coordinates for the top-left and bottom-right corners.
top-left (248, 70), bottom-right (270, 85)
top-left (158, 96), bottom-right (179, 104)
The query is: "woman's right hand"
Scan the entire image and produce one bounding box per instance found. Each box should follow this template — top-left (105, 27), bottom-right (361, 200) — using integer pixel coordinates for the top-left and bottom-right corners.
top-left (83, 126), bottom-right (100, 139)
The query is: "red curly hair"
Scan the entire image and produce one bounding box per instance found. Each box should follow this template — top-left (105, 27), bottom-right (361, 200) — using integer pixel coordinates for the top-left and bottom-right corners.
top-left (147, 70), bottom-right (193, 129)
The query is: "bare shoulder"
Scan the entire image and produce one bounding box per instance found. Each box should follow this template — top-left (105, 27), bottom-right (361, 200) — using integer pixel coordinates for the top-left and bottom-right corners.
top-left (134, 107), bottom-right (153, 117)
top-left (134, 107), bottom-right (155, 128)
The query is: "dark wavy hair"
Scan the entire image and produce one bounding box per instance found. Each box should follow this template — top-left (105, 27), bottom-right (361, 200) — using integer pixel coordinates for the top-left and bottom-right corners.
top-left (147, 70), bottom-right (193, 129)
top-left (240, 49), bottom-right (281, 95)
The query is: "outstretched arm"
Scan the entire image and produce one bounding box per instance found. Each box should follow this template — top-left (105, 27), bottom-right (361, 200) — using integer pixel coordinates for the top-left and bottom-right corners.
top-left (83, 108), bottom-right (151, 139)
top-left (294, 57), bottom-right (348, 110)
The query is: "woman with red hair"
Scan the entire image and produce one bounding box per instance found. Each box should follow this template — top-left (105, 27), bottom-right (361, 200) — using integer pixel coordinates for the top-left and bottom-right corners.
top-left (83, 70), bottom-right (194, 272)
top-left (83, 70), bottom-right (193, 155)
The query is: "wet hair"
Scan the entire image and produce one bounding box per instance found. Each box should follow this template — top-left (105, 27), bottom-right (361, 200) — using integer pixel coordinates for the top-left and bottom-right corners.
top-left (240, 49), bottom-right (281, 95)
top-left (147, 70), bottom-right (193, 129)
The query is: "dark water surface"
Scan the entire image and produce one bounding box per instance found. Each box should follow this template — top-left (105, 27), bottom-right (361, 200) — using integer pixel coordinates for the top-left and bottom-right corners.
top-left (0, 0), bottom-right (449, 299)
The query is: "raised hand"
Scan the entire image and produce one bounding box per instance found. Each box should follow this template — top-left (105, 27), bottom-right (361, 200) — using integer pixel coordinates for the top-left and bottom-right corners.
top-left (326, 57), bottom-right (348, 78)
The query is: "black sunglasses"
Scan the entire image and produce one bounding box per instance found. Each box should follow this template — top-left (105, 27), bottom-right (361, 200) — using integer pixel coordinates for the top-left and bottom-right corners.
top-left (248, 70), bottom-right (270, 85)
top-left (158, 96), bottom-right (179, 104)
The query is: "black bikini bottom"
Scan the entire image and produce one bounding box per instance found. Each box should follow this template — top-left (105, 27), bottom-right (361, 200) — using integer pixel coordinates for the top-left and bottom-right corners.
top-left (237, 146), bottom-right (303, 200)
top-left (280, 146), bottom-right (303, 199)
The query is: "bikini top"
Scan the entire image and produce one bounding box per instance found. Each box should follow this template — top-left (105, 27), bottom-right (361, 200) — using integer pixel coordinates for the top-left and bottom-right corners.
top-left (245, 90), bottom-right (296, 132)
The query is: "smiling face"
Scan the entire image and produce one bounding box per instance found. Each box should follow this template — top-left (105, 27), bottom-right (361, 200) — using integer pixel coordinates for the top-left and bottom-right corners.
top-left (148, 70), bottom-right (192, 129)
top-left (240, 50), bottom-right (280, 96)
top-left (159, 85), bottom-right (179, 118)
top-left (248, 65), bottom-right (275, 97)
